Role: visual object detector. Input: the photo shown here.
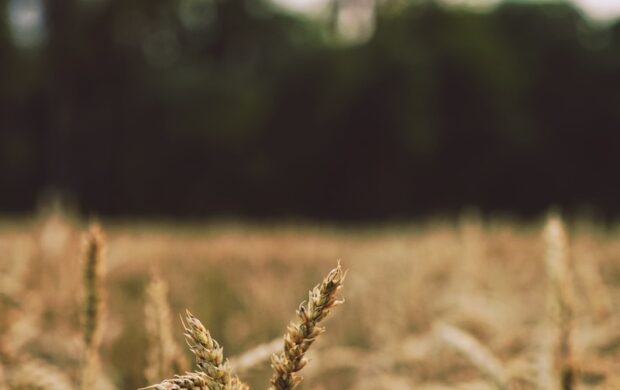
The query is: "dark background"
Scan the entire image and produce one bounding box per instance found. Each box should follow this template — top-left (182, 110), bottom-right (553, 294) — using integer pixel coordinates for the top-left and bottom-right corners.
top-left (1, 0), bottom-right (619, 220)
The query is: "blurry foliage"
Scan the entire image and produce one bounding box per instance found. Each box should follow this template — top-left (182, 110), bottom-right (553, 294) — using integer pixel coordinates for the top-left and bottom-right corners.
top-left (1, 0), bottom-right (619, 219)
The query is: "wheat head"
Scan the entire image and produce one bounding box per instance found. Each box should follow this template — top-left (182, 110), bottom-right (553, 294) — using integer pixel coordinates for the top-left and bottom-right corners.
top-left (144, 273), bottom-right (188, 384)
top-left (269, 262), bottom-right (346, 390)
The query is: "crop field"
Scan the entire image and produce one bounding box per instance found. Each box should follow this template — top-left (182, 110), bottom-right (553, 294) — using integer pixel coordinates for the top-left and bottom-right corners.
top-left (1, 211), bottom-right (619, 389)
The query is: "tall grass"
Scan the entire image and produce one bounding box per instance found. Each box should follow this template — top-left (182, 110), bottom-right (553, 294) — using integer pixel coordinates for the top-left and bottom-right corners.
top-left (0, 213), bottom-right (619, 388)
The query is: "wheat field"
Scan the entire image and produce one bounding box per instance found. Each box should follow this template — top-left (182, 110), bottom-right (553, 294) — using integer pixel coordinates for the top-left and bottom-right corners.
top-left (1, 211), bottom-right (619, 389)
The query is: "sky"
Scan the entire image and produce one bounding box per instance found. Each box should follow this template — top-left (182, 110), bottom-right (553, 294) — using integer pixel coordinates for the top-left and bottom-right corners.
top-left (272, 0), bottom-right (620, 22)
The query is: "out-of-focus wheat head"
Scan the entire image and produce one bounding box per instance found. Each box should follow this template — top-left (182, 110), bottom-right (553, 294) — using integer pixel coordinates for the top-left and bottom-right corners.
top-left (83, 225), bottom-right (105, 351)
top-left (269, 262), bottom-right (346, 390)
top-left (540, 214), bottom-right (575, 390)
top-left (144, 274), bottom-right (188, 384)
top-left (81, 224), bottom-right (108, 390)
top-left (7, 359), bottom-right (74, 390)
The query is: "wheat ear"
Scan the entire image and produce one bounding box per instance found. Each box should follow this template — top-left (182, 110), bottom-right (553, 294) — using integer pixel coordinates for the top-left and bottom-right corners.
top-left (83, 224), bottom-right (105, 351)
top-left (143, 310), bottom-right (248, 390)
top-left (541, 214), bottom-right (575, 390)
top-left (182, 310), bottom-right (237, 387)
top-left (81, 224), bottom-right (106, 390)
top-left (269, 262), bottom-right (346, 390)
top-left (144, 273), bottom-right (188, 384)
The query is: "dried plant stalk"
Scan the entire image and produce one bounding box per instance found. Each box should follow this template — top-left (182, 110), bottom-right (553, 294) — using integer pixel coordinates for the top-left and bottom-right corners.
top-left (144, 274), bottom-right (188, 384)
top-left (269, 262), bottom-right (346, 390)
top-left (81, 224), bottom-right (106, 390)
top-left (229, 338), bottom-right (281, 374)
top-left (83, 225), bottom-right (105, 351)
top-left (541, 214), bottom-right (575, 390)
top-left (434, 322), bottom-right (508, 390)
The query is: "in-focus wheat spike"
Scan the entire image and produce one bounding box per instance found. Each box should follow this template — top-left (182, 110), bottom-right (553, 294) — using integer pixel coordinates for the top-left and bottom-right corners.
top-left (434, 322), bottom-right (508, 390)
top-left (182, 310), bottom-right (232, 386)
top-left (269, 262), bottom-right (346, 390)
top-left (542, 213), bottom-right (575, 390)
top-left (81, 224), bottom-right (107, 390)
top-left (144, 273), bottom-right (188, 384)
top-left (140, 370), bottom-right (249, 390)
top-left (140, 371), bottom-right (216, 390)
top-left (144, 310), bottom-right (247, 390)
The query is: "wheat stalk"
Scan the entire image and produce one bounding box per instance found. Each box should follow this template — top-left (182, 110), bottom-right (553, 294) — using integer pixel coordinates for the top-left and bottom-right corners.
top-left (82, 224), bottom-right (105, 351)
top-left (81, 224), bottom-right (106, 390)
top-left (434, 322), bottom-right (508, 390)
top-left (144, 273), bottom-right (188, 384)
top-left (540, 213), bottom-right (575, 390)
top-left (229, 338), bottom-right (281, 374)
top-left (269, 262), bottom-right (346, 390)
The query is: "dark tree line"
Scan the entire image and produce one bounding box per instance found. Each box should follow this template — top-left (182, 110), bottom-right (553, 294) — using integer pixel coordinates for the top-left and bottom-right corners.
top-left (1, 0), bottom-right (620, 220)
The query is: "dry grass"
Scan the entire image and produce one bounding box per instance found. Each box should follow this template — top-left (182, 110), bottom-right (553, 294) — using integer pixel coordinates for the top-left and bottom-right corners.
top-left (0, 211), bottom-right (619, 389)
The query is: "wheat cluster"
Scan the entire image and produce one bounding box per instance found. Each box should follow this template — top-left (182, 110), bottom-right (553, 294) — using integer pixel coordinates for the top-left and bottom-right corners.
top-left (143, 263), bottom-right (346, 390)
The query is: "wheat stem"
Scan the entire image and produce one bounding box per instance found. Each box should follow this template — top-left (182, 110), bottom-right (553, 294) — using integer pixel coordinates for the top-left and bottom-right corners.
top-left (144, 274), bottom-right (188, 384)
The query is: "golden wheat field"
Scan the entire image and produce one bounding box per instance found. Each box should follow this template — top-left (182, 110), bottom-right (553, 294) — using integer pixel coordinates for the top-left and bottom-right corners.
top-left (1, 211), bottom-right (619, 390)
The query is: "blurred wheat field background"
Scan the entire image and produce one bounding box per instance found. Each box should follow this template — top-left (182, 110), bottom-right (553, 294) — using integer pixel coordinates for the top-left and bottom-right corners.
top-left (1, 210), bottom-right (620, 389)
